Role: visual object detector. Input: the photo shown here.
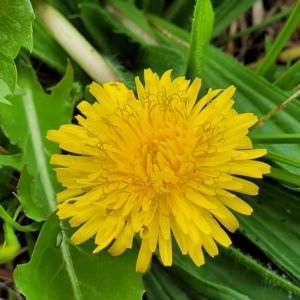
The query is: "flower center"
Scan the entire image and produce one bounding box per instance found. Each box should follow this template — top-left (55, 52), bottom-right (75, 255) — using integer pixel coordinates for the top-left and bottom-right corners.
top-left (102, 95), bottom-right (197, 195)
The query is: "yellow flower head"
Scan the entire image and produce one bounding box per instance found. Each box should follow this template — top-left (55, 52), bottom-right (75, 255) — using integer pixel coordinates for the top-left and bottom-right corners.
top-left (47, 69), bottom-right (270, 272)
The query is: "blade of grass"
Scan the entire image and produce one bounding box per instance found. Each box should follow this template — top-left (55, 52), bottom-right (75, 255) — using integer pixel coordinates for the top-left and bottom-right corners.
top-left (256, 0), bottom-right (300, 78)
top-left (274, 58), bottom-right (300, 89)
top-left (266, 151), bottom-right (300, 169)
top-left (239, 179), bottom-right (300, 280)
top-left (266, 167), bottom-right (300, 187)
top-left (250, 133), bottom-right (300, 144)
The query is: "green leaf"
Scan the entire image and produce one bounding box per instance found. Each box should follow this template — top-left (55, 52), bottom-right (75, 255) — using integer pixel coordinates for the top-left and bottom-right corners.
top-left (186, 0), bottom-right (214, 87)
top-left (0, 222), bottom-right (21, 261)
top-left (146, 14), bottom-right (190, 54)
top-left (0, 80), bottom-right (24, 105)
top-left (137, 0), bottom-right (164, 15)
top-left (0, 80), bottom-right (12, 105)
top-left (0, 57), bottom-right (75, 221)
top-left (266, 151), bottom-right (300, 169)
top-left (144, 257), bottom-right (191, 300)
top-left (14, 213), bottom-right (144, 300)
top-left (79, 3), bottom-right (135, 56)
top-left (0, 205), bottom-right (41, 232)
top-left (17, 164), bottom-right (44, 220)
top-left (266, 167), bottom-right (300, 187)
top-left (163, 0), bottom-right (194, 29)
top-left (136, 45), bottom-right (186, 77)
top-left (146, 242), bottom-right (299, 299)
top-left (239, 180), bottom-right (300, 281)
top-left (0, 204), bottom-right (41, 232)
top-left (251, 133), bottom-right (300, 144)
top-left (274, 58), bottom-right (300, 89)
top-left (108, 0), bottom-right (159, 45)
top-left (0, 0), bottom-right (34, 92)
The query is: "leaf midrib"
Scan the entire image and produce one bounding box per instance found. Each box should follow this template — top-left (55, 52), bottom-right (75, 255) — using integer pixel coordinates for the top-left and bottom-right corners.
top-left (22, 84), bottom-right (56, 213)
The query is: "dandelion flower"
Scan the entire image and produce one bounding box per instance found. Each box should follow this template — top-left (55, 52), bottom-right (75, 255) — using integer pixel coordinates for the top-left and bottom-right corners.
top-left (47, 69), bottom-right (270, 272)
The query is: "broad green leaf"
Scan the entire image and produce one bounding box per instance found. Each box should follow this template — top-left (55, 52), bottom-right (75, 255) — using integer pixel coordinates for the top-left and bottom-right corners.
top-left (0, 57), bottom-right (75, 221)
top-left (0, 80), bottom-right (12, 105)
top-left (14, 213), bottom-right (144, 300)
top-left (0, 79), bottom-right (24, 105)
top-left (17, 164), bottom-right (44, 220)
top-left (0, 0), bottom-right (34, 92)
top-left (186, 0), bottom-right (214, 87)
top-left (0, 80), bottom-right (24, 105)
top-left (239, 180), bottom-right (300, 281)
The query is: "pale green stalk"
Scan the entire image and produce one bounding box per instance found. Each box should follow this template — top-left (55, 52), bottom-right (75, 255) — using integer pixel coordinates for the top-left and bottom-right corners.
top-left (255, 89), bottom-right (300, 127)
top-left (34, 2), bottom-right (118, 83)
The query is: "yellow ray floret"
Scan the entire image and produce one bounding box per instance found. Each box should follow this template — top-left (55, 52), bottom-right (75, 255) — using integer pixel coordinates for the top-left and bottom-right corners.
top-left (47, 69), bottom-right (270, 273)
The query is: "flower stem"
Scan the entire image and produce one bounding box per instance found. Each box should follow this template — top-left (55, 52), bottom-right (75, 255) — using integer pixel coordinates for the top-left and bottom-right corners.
top-left (255, 89), bottom-right (300, 128)
top-left (33, 1), bottom-right (118, 83)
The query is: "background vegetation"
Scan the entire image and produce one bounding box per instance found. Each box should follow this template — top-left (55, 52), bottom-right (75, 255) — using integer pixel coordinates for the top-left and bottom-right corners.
top-left (0, 0), bottom-right (300, 299)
